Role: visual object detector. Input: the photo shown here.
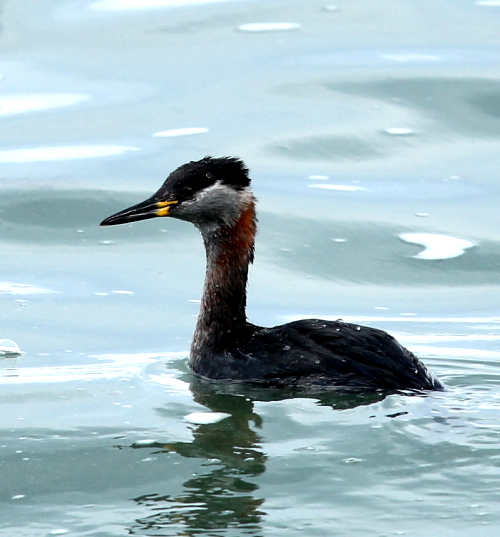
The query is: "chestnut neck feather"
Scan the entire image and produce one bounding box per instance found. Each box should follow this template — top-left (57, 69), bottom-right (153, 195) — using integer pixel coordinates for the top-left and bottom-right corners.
top-left (190, 202), bottom-right (256, 363)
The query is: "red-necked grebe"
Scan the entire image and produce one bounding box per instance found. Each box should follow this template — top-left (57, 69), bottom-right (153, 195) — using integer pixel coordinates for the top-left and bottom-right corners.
top-left (101, 156), bottom-right (443, 391)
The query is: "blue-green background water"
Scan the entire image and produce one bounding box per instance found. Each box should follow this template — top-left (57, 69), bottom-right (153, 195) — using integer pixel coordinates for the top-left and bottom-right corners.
top-left (1, 0), bottom-right (500, 535)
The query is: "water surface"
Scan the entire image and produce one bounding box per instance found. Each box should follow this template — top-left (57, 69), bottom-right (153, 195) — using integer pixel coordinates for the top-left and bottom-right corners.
top-left (1, 1), bottom-right (500, 535)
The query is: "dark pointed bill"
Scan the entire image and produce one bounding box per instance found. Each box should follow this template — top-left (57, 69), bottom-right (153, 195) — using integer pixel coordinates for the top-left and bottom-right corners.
top-left (100, 198), bottom-right (178, 226)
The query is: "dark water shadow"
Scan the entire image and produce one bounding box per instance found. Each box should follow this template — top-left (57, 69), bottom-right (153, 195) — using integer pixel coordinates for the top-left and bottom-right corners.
top-left (269, 77), bottom-right (500, 161)
top-left (189, 375), bottom-right (390, 409)
top-left (0, 188), bottom-right (191, 244)
top-left (4, 187), bottom-right (500, 286)
top-left (260, 214), bottom-right (500, 286)
top-left (328, 77), bottom-right (500, 138)
top-left (125, 380), bottom-right (390, 536)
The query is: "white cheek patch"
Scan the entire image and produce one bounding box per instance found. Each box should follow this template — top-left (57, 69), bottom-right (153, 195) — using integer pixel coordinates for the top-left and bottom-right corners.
top-left (195, 180), bottom-right (234, 204)
top-left (173, 180), bottom-right (254, 232)
top-left (196, 180), bottom-right (252, 203)
top-left (239, 186), bottom-right (254, 207)
top-left (193, 181), bottom-right (253, 218)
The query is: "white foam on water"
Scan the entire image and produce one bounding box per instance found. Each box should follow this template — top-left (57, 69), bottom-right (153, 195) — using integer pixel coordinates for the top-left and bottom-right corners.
top-left (0, 282), bottom-right (57, 295)
top-left (309, 184), bottom-right (365, 192)
top-left (396, 334), bottom-right (500, 344)
top-left (184, 412), bottom-right (231, 425)
top-left (0, 339), bottom-right (22, 356)
top-left (282, 314), bottom-right (500, 324)
top-left (404, 346), bottom-right (500, 360)
top-left (399, 232), bottom-right (475, 260)
top-left (132, 439), bottom-right (159, 446)
top-left (148, 375), bottom-right (190, 393)
top-left (0, 352), bottom-right (185, 385)
top-left (381, 54), bottom-right (441, 62)
top-left (153, 127), bottom-right (209, 137)
top-left (238, 22), bottom-right (301, 32)
top-left (384, 127), bottom-right (415, 135)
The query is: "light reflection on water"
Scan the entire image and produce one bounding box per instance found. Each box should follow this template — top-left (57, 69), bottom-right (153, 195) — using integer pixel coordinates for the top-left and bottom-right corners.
top-left (0, 282), bottom-right (58, 295)
top-left (0, 145), bottom-right (139, 163)
top-left (90, 0), bottom-right (233, 10)
top-left (0, 352), bottom-right (185, 384)
top-left (0, 94), bottom-right (89, 116)
top-left (1, 342), bottom-right (499, 536)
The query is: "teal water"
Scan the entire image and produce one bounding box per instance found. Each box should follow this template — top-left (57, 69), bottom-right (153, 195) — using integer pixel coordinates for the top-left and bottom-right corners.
top-left (1, 1), bottom-right (500, 535)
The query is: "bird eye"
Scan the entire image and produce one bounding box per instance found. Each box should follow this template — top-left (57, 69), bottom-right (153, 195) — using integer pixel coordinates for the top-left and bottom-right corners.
top-left (206, 172), bottom-right (213, 179)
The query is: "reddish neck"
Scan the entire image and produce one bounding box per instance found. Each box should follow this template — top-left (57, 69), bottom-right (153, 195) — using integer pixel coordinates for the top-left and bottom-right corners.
top-left (190, 202), bottom-right (256, 363)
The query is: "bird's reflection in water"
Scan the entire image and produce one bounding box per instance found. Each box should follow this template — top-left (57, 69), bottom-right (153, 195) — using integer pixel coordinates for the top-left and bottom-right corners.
top-left (127, 379), bottom-right (389, 536)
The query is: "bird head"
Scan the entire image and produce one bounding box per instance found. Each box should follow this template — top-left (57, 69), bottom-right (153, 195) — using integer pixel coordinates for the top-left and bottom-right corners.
top-left (100, 156), bottom-right (253, 230)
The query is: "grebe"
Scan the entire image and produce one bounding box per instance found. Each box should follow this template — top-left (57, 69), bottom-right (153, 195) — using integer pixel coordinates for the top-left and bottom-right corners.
top-left (101, 156), bottom-right (443, 391)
